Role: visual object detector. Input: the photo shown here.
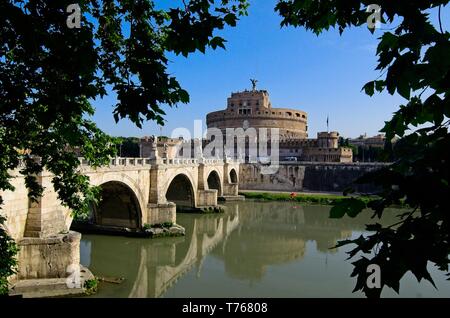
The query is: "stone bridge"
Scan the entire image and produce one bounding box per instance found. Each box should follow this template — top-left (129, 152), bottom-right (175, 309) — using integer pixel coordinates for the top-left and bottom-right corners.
top-left (0, 157), bottom-right (241, 294)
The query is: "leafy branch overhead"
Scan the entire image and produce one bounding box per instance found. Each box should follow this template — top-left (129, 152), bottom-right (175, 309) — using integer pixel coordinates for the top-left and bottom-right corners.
top-left (0, 0), bottom-right (248, 218)
top-left (275, 0), bottom-right (450, 297)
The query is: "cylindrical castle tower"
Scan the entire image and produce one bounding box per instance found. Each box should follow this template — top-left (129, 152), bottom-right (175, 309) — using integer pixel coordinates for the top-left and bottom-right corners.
top-left (317, 132), bottom-right (339, 149)
top-left (206, 89), bottom-right (308, 140)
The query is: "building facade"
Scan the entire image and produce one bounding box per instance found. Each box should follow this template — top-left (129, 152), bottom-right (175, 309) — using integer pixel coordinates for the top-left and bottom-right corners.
top-left (348, 134), bottom-right (386, 149)
top-left (280, 132), bottom-right (353, 162)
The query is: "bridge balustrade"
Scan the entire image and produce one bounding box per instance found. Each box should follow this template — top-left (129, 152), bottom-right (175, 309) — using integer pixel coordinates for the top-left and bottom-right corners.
top-left (78, 157), bottom-right (152, 167)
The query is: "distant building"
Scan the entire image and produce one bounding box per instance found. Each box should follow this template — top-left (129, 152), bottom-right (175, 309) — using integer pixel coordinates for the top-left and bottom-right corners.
top-left (280, 132), bottom-right (353, 163)
top-left (348, 134), bottom-right (386, 149)
top-left (140, 136), bottom-right (186, 160)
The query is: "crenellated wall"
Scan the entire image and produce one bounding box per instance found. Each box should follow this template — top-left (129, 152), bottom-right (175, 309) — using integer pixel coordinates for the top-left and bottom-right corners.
top-left (240, 162), bottom-right (389, 194)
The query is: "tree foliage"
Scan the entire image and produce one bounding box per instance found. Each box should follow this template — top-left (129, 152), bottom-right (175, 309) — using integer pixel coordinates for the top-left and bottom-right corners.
top-left (0, 0), bottom-right (248, 216)
top-left (117, 137), bottom-right (140, 157)
top-left (0, 215), bottom-right (18, 295)
top-left (275, 0), bottom-right (450, 297)
top-left (0, 0), bottom-right (248, 295)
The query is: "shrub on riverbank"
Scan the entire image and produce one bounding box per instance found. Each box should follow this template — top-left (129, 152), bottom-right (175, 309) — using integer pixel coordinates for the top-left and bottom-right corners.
top-left (84, 278), bottom-right (99, 296)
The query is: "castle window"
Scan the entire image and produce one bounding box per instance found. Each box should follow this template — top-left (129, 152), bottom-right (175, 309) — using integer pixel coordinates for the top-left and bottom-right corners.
top-left (265, 111), bottom-right (269, 114)
top-left (287, 112), bottom-right (292, 116)
top-left (296, 113), bottom-right (300, 117)
top-left (302, 115), bottom-right (306, 119)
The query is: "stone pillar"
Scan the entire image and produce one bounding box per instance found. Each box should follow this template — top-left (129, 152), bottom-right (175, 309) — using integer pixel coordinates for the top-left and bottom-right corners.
top-left (222, 163), bottom-right (240, 197)
top-left (16, 171), bottom-right (83, 284)
top-left (17, 232), bottom-right (81, 279)
top-left (147, 203), bottom-right (176, 225)
top-left (197, 189), bottom-right (218, 207)
top-left (24, 173), bottom-right (68, 238)
top-left (223, 183), bottom-right (239, 196)
top-left (197, 164), bottom-right (206, 191)
top-left (147, 166), bottom-right (177, 226)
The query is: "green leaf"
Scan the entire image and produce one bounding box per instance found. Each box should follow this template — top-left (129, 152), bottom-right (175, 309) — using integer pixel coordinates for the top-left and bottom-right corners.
top-left (330, 198), bottom-right (366, 219)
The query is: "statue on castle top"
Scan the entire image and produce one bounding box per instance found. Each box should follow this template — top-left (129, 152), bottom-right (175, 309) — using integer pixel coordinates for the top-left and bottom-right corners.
top-left (250, 78), bottom-right (258, 91)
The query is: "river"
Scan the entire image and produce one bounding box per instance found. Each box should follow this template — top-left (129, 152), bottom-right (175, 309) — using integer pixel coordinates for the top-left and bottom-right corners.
top-left (80, 201), bottom-right (450, 298)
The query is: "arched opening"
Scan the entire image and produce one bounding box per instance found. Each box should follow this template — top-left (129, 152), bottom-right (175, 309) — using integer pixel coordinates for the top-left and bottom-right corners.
top-left (166, 174), bottom-right (195, 209)
top-left (207, 171), bottom-right (222, 196)
top-left (92, 181), bottom-right (142, 229)
top-left (230, 169), bottom-right (238, 183)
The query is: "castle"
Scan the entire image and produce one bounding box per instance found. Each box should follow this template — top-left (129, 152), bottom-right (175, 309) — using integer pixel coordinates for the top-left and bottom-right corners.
top-left (139, 83), bottom-right (353, 163)
top-left (206, 89), bottom-right (308, 140)
top-left (206, 85), bottom-right (353, 163)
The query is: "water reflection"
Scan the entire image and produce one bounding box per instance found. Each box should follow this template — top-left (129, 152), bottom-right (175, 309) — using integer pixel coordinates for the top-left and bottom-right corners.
top-left (80, 201), bottom-right (449, 298)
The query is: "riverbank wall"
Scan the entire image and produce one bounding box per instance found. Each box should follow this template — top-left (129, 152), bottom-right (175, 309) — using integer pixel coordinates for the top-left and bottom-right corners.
top-left (239, 162), bottom-right (389, 194)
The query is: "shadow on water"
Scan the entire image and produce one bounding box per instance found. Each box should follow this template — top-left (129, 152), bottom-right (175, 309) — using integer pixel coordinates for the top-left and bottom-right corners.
top-left (80, 201), bottom-right (450, 298)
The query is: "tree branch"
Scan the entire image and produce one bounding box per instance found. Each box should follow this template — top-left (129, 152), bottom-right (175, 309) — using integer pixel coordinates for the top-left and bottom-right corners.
top-left (438, 5), bottom-right (444, 34)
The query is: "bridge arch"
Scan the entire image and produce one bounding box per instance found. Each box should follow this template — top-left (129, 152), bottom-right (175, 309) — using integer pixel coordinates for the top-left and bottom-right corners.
top-left (91, 181), bottom-right (143, 229)
top-left (66, 172), bottom-right (147, 230)
top-left (165, 173), bottom-right (196, 209)
top-left (206, 170), bottom-right (222, 196)
top-left (229, 168), bottom-right (238, 183)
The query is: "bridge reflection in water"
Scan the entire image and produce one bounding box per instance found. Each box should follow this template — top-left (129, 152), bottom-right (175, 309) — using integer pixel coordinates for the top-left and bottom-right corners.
top-left (80, 201), bottom-right (401, 298)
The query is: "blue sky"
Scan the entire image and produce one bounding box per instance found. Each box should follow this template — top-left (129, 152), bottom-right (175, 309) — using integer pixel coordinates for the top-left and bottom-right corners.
top-left (90, 0), bottom-right (450, 139)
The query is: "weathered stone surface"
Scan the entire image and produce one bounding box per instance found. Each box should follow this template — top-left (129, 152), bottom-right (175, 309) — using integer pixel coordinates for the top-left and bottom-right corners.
top-left (17, 231), bottom-right (81, 280)
top-left (197, 189), bottom-right (218, 207)
top-left (9, 265), bottom-right (95, 298)
top-left (147, 202), bottom-right (176, 225)
top-left (145, 224), bottom-right (185, 237)
top-left (169, 225), bottom-right (186, 236)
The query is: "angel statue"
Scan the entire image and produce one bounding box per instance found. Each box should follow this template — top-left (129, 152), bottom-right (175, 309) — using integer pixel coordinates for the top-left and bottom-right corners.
top-left (250, 78), bottom-right (258, 91)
